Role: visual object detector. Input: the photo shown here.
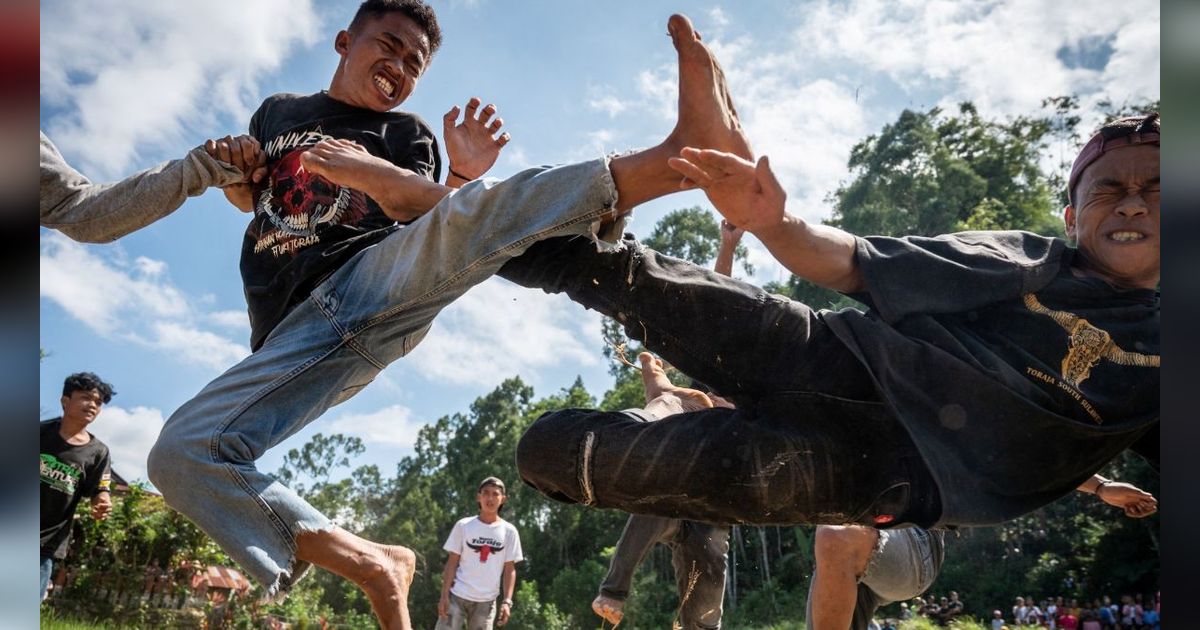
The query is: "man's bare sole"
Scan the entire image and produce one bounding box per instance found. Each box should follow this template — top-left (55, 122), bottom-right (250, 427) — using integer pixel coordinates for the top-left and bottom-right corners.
top-left (664, 13), bottom-right (751, 160)
top-left (639, 352), bottom-right (714, 418)
top-left (593, 594), bottom-right (626, 626)
top-left (611, 13), bottom-right (753, 212)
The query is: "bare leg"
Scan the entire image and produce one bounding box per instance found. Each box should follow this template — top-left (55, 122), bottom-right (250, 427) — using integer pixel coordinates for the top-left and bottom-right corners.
top-left (807, 525), bottom-right (878, 630)
top-left (609, 14), bottom-right (753, 212)
top-left (295, 527), bottom-right (416, 630)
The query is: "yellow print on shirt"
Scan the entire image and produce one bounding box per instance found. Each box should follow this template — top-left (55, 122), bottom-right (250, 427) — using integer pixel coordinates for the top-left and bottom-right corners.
top-left (1022, 293), bottom-right (1159, 388)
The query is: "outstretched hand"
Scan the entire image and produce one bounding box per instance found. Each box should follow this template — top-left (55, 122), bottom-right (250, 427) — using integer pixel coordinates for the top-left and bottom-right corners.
top-left (1098, 482), bottom-right (1158, 518)
top-left (443, 97), bottom-right (510, 181)
top-left (668, 148), bottom-right (786, 235)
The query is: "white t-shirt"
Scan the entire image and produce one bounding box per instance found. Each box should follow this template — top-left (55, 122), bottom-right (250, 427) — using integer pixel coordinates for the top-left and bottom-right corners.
top-left (443, 516), bottom-right (524, 602)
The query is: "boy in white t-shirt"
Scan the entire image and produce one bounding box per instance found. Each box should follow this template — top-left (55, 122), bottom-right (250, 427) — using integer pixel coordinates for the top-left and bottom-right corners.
top-left (436, 477), bottom-right (524, 629)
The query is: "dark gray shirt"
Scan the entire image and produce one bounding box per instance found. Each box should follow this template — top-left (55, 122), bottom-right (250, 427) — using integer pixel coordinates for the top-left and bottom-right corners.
top-left (824, 231), bottom-right (1158, 526)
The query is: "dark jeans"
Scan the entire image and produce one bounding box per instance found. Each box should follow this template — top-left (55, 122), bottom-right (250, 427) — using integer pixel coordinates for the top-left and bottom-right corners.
top-left (600, 515), bottom-right (729, 629)
top-left (500, 235), bottom-right (940, 526)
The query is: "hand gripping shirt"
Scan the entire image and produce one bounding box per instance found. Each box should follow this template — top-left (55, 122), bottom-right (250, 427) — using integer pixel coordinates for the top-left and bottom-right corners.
top-left (240, 92), bottom-right (442, 350)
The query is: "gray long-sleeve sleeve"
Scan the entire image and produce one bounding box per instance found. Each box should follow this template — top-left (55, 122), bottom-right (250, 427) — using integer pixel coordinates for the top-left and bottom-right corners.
top-left (39, 131), bottom-right (244, 243)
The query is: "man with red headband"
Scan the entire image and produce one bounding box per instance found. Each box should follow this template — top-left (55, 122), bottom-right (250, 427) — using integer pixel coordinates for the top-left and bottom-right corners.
top-left (500, 113), bottom-right (1158, 548)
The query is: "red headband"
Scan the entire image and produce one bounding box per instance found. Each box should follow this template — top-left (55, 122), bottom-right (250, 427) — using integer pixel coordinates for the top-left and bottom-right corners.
top-left (1067, 129), bottom-right (1160, 206)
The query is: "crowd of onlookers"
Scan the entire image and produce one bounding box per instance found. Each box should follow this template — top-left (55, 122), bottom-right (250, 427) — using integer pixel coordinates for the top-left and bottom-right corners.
top-left (987, 593), bottom-right (1161, 630)
top-left (873, 590), bottom-right (1161, 629)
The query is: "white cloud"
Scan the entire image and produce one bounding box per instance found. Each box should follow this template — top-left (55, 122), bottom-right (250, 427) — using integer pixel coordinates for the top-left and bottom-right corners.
top-left (588, 93), bottom-right (629, 118)
top-left (40, 0), bottom-right (321, 178)
top-left (401, 277), bottom-right (602, 387)
top-left (707, 7), bottom-right (730, 29)
top-left (40, 232), bottom-right (249, 370)
top-left (327, 404), bottom-right (426, 449)
top-left (794, 0), bottom-right (1159, 118)
top-left (150, 322), bottom-right (249, 371)
top-left (207, 309), bottom-right (250, 330)
top-left (90, 405), bottom-right (166, 484)
top-left (620, 0), bottom-right (1155, 226)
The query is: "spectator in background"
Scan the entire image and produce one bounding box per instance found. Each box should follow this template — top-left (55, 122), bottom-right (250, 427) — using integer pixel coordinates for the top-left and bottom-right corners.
top-left (1058, 605), bottom-right (1079, 630)
top-left (40, 372), bottom-right (115, 600)
top-left (1099, 596), bottom-right (1117, 629)
top-left (436, 477), bottom-right (523, 629)
top-left (993, 610), bottom-right (1007, 630)
top-left (1027, 597), bottom-right (1045, 626)
top-left (1015, 597), bottom-right (1030, 626)
top-left (1140, 599), bottom-right (1159, 630)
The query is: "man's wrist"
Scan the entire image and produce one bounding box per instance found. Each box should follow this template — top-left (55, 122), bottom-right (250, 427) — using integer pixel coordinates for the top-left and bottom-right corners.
top-left (502, 598), bottom-right (513, 607)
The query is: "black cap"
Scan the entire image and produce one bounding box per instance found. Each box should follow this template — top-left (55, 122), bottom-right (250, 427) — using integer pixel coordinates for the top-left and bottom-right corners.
top-left (478, 476), bottom-right (506, 493)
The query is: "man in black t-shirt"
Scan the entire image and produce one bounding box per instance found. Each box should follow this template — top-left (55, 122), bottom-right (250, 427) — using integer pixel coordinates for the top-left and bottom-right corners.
top-left (148, 5), bottom-right (756, 628)
top-left (40, 372), bottom-right (114, 601)
top-left (503, 115), bottom-right (1158, 535)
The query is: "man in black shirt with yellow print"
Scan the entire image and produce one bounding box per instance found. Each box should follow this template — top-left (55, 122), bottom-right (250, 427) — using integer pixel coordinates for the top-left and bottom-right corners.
top-left (40, 372), bottom-right (115, 601)
top-left (508, 113), bottom-right (1159, 533)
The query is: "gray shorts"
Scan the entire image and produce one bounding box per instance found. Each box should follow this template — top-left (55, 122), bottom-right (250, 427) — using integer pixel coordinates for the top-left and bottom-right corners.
top-left (806, 527), bottom-right (943, 630)
top-left (859, 527), bottom-right (941, 604)
top-left (434, 592), bottom-right (498, 630)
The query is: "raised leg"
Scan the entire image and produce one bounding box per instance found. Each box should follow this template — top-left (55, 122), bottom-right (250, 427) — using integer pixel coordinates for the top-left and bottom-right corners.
top-left (499, 235), bottom-right (875, 400)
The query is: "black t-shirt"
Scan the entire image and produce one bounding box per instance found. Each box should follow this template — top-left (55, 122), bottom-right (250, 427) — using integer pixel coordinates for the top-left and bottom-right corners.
top-left (40, 420), bottom-right (111, 558)
top-left (822, 231), bottom-right (1159, 526)
top-left (240, 92), bottom-right (442, 350)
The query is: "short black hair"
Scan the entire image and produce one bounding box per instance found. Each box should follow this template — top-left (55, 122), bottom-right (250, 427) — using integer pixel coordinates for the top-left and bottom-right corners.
top-left (62, 372), bottom-right (115, 404)
top-left (349, 0), bottom-right (442, 56)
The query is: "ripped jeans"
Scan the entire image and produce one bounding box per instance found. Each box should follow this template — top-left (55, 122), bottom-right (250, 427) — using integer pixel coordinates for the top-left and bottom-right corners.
top-left (148, 159), bottom-right (623, 599)
top-left (499, 235), bottom-right (941, 527)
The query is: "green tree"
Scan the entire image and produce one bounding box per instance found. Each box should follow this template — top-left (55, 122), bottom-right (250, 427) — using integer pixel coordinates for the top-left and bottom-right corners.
top-left (830, 102), bottom-right (1062, 239)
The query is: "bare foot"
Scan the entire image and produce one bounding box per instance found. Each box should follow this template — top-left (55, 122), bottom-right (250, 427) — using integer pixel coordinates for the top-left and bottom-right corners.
top-left (610, 14), bottom-right (753, 211)
top-left (357, 543), bottom-right (417, 630)
top-left (294, 527), bottom-right (416, 630)
top-left (663, 14), bottom-right (752, 160)
top-left (592, 594), bottom-right (626, 626)
top-left (638, 352), bottom-right (714, 418)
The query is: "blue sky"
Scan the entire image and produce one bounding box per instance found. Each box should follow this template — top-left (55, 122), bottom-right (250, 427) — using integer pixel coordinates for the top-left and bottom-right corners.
top-left (39, 0), bottom-right (1159, 484)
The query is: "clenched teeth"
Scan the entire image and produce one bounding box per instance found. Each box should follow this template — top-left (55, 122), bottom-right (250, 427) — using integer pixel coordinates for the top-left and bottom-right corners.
top-left (1108, 231), bottom-right (1145, 242)
top-left (374, 73), bottom-right (396, 98)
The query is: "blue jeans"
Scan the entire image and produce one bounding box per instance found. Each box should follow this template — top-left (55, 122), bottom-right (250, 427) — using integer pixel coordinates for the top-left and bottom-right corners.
top-left (599, 515), bottom-right (729, 629)
top-left (148, 159), bottom-right (621, 599)
top-left (40, 554), bottom-right (53, 601)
